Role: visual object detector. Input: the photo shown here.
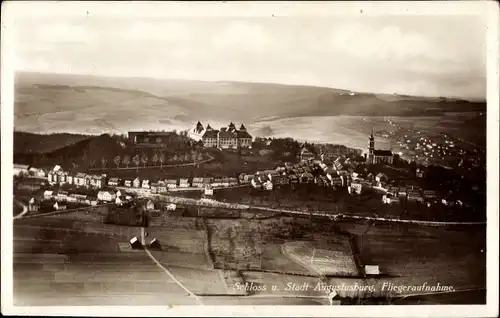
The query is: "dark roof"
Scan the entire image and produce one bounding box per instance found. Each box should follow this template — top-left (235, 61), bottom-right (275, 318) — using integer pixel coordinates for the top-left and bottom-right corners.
top-left (193, 121), bottom-right (205, 134)
top-left (239, 124), bottom-right (246, 131)
top-left (373, 150), bottom-right (393, 156)
top-left (203, 130), bottom-right (219, 138)
top-left (218, 129), bottom-right (237, 138)
top-left (206, 124), bottom-right (213, 130)
top-left (236, 130), bottom-right (252, 139)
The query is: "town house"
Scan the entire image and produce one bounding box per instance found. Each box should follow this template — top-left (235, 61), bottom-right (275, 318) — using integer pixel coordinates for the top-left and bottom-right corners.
top-left (349, 182), bottom-right (363, 195)
top-left (407, 190), bottom-right (424, 203)
top-left (145, 200), bottom-right (155, 211)
top-left (300, 147), bottom-right (315, 162)
top-left (179, 178), bottom-right (190, 188)
top-left (228, 177), bottom-right (239, 186)
top-left (166, 179), bottom-right (177, 189)
top-left (192, 177), bottom-right (204, 188)
top-left (14, 164), bottom-right (30, 177)
top-left (251, 177), bottom-right (262, 189)
top-left (273, 175), bottom-right (290, 187)
top-left (300, 172), bottom-right (314, 184)
top-left (375, 173), bottom-right (388, 186)
top-left (29, 167), bottom-right (46, 178)
top-left (85, 174), bottom-right (92, 187)
top-left (151, 181), bottom-right (167, 194)
top-left (97, 190), bottom-right (116, 202)
top-left (56, 191), bottom-right (69, 201)
top-left (28, 197), bottom-right (39, 212)
top-left (43, 190), bottom-right (54, 200)
top-left (212, 178), bottom-right (223, 188)
top-left (108, 177), bottom-right (121, 187)
top-left (133, 177), bottom-right (141, 188)
top-left (74, 173), bottom-right (87, 187)
top-left (204, 185), bottom-right (214, 196)
top-left (91, 175), bottom-right (106, 189)
top-left (203, 177), bottom-right (213, 187)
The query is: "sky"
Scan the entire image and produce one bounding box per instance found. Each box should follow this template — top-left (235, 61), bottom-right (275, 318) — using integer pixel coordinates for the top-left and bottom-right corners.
top-left (10, 3), bottom-right (489, 100)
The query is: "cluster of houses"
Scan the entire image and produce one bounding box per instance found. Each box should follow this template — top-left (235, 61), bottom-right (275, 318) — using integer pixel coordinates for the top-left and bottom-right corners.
top-left (246, 157), bottom-right (353, 191)
top-left (37, 164), bottom-right (240, 197)
top-left (13, 164), bottom-right (47, 178)
top-left (382, 185), bottom-right (439, 206)
top-left (17, 144), bottom-right (447, 212)
top-left (241, 153), bottom-right (446, 207)
top-left (42, 187), bottom-right (132, 207)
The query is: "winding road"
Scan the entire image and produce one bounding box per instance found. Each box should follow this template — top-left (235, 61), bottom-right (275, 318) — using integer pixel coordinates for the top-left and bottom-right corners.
top-left (13, 199), bottom-right (28, 220)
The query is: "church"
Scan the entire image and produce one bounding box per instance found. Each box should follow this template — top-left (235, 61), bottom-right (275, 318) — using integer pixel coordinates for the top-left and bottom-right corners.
top-left (366, 132), bottom-right (393, 164)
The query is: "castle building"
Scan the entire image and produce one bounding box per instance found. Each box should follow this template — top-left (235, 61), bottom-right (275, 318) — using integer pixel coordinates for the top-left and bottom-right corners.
top-left (188, 121), bottom-right (205, 141)
top-left (367, 132), bottom-right (393, 164)
top-left (190, 122), bottom-right (252, 149)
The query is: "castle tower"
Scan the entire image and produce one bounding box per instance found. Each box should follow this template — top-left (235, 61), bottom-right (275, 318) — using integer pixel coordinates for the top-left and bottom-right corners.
top-left (367, 128), bottom-right (375, 164)
top-left (189, 121), bottom-right (205, 142)
top-left (194, 121), bottom-right (204, 133)
top-left (239, 123), bottom-right (247, 131)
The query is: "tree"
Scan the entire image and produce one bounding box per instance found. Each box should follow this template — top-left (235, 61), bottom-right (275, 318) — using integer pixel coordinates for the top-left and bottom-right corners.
top-left (89, 159), bottom-right (96, 168)
top-left (152, 152), bottom-right (159, 167)
top-left (141, 153), bottom-right (148, 168)
top-left (191, 150), bottom-right (198, 163)
top-left (173, 154), bottom-right (179, 162)
top-left (122, 155), bottom-right (131, 168)
top-left (183, 153), bottom-right (190, 162)
top-left (197, 152), bottom-right (204, 162)
top-left (133, 154), bottom-right (140, 171)
top-left (113, 155), bottom-right (121, 168)
top-left (159, 152), bottom-right (165, 169)
top-left (101, 157), bottom-right (107, 169)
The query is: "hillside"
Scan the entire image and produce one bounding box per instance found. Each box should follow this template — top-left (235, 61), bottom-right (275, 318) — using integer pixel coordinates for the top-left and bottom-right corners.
top-left (13, 131), bottom-right (91, 154)
top-left (14, 133), bottom-right (126, 170)
top-left (14, 72), bottom-right (486, 135)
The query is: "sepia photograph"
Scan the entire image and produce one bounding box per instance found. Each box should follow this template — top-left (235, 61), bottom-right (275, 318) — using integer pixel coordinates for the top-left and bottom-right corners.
top-left (1, 1), bottom-right (499, 317)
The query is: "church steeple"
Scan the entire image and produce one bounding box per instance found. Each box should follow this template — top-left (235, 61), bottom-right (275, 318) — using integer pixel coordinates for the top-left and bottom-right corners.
top-left (367, 128), bottom-right (375, 164)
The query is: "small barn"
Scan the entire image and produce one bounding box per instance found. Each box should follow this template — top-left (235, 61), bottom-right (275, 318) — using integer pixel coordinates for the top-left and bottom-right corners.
top-left (364, 265), bottom-right (380, 276)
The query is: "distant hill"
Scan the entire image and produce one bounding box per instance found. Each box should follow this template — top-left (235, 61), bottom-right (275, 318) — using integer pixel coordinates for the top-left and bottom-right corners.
top-left (14, 72), bottom-right (486, 135)
top-left (14, 131), bottom-right (91, 154)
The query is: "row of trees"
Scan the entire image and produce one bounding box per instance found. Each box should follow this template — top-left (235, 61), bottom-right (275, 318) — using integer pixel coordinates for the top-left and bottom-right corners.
top-left (91, 150), bottom-right (205, 170)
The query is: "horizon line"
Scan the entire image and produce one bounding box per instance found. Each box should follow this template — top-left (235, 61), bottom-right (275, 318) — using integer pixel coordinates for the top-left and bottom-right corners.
top-left (14, 70), bottom-right (486, 103)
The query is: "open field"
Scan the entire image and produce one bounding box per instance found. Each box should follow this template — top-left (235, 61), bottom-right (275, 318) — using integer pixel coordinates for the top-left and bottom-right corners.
top-left (12, 205), bottom-right (486, 305)
top-left (333, 220), bottom-right (486, 297)
top-left (13, 217), bottom-right (229, 305)
top-left (282, 241), bottom-right (358, 277)
top-left (260, 243), bottom-right (312, 275)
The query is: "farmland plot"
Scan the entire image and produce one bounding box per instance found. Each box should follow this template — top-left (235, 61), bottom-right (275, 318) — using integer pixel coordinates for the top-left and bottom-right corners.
top-left (282, 241), bottom-right (358, 277)
top-left (260, 243), bottom-right (312, 275)
top-left (334, 220), bottom-right (486, 293)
